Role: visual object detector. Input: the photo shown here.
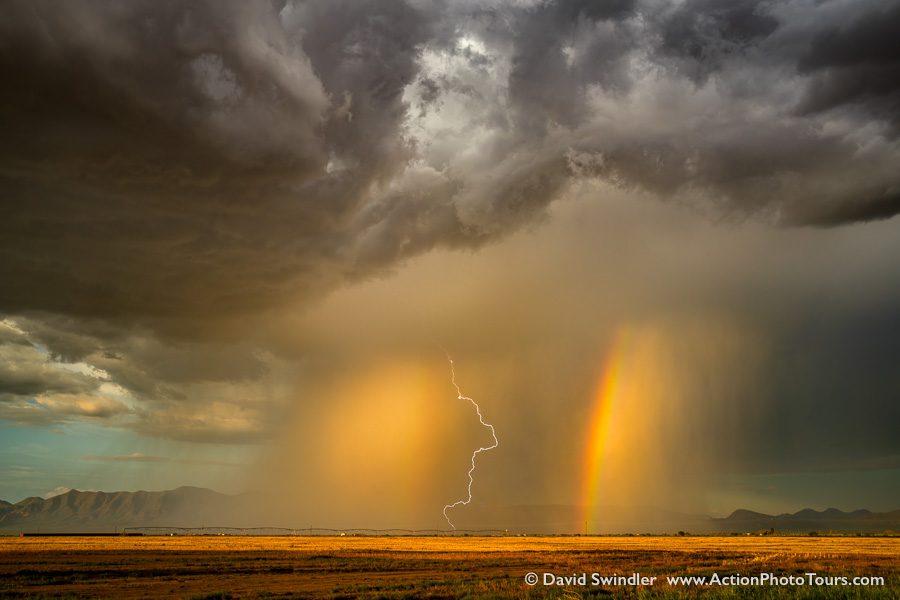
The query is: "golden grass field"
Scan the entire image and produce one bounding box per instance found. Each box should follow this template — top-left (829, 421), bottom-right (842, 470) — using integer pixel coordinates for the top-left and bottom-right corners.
top-left (1, 535), bottom-right (898, 599)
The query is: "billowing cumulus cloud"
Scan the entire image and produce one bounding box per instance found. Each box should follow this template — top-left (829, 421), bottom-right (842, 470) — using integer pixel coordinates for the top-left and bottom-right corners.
top-left (0, 316), bottom-right (295, 443)
top-left (1, 0), bottom-right (898, 323)
top-left (0, 319), bottom-right (131, 425)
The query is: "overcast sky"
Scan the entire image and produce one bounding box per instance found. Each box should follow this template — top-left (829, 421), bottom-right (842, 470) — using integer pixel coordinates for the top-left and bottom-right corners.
top-left (1, 0), bottom-right (899, 525)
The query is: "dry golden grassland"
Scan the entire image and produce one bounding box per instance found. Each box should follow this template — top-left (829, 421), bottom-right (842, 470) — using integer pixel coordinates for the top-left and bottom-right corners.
top-left (1, 535), bottom-right (897, 599)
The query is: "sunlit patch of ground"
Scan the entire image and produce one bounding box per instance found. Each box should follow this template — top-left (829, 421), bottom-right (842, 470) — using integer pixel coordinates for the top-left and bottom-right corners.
top-left (1, 536), bottom-right (897, 598)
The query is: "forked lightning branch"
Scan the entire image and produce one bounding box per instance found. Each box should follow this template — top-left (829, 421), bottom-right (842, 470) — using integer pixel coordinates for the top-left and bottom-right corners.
top-left (442, 355), bottom-right (499, 530)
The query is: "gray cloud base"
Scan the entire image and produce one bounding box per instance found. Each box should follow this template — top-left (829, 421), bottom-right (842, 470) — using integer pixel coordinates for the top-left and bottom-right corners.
top-left (0, 0), bottom-right (898, 322)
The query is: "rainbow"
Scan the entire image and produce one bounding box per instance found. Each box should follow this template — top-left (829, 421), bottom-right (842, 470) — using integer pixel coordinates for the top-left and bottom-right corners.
top-left (581, 328), bottom-right (636, 533)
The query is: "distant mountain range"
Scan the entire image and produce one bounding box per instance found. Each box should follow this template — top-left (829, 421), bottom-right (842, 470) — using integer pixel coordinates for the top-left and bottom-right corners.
top-left (0, 487), bottom-right (254, 533)
top-left (714, 507), bottom-right (900, 534)
top-left (1, 487), bottom-right (898, 534)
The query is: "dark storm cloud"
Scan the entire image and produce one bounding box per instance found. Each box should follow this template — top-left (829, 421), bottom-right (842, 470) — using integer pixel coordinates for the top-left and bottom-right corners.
top-left (1, 0), bottom-right (899, 324)
top-left (506, 0), bottom-right (636, 121)
top-left (800, 191), bottom-right (900, 228)
top-left (795, 1), bottom-right (900, 135)
top-left (285, 0), bottom-right (436, 176)
top-left (798, 2), bottom-right (900, 71)
top-left (0, 0), bottom-right (328, 174)
top-left (0, 0), bottom-right (450, 322)
top-left (0, 0), bottom-right (329, 319)
top-left (658, 0), bottom-right (779, 83)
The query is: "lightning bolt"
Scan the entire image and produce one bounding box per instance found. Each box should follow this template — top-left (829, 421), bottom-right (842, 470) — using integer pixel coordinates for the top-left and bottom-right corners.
top-left (442, 354), bottom-right (499, 530)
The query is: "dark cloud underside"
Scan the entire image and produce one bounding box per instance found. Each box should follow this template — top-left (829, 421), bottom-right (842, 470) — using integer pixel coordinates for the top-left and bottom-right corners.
top-left (0, 0), bottom-right (897, 322)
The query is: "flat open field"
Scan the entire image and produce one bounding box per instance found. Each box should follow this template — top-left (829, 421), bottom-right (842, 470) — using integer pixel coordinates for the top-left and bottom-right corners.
top-left (1, 536), bottom-right (897, 599)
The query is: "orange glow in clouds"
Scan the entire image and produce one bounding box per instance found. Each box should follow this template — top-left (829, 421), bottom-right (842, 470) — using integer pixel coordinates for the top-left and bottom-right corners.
top-left (315, 360), bottom-right (446, 522)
